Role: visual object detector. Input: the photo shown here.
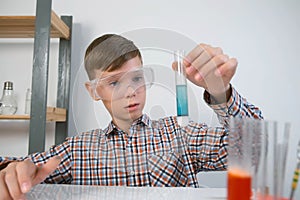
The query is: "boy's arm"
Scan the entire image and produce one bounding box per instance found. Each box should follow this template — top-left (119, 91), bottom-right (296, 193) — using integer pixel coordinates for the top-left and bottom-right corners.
top-left (0, 140), bottom-right (72, 199)
top-left (204, 85), bottom-right (263, 126)
top-left (0, 139), bottom-right (72, 184)
top-left (182, 86), bottom-right (263, 172)
top-left (0, 157), bottom-right (60, 200)
top-left (29, 140), bottom-right (73, 184)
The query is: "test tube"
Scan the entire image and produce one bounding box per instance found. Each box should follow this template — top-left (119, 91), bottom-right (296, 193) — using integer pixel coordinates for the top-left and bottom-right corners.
top-left (174, 50), bottom-right (189, 125)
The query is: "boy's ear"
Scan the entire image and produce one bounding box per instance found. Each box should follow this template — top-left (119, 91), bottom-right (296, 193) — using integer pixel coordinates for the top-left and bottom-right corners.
top-left (85, 82), bottom-right (101, 101)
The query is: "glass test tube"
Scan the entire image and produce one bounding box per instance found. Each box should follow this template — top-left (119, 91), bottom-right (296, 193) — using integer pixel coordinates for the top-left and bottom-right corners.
top-left (174, 50), bottom-right (189, 125)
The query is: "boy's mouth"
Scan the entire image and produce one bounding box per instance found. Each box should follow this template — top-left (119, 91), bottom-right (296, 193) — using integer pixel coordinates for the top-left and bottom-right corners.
top-left (125, 103), bottom-right (140, 111)
top-left (125, 103), bottom-right (139, 108)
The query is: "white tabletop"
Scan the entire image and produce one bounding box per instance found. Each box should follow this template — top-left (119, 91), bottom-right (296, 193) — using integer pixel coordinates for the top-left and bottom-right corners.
top-left (26, 184), bottom-right (227, 200)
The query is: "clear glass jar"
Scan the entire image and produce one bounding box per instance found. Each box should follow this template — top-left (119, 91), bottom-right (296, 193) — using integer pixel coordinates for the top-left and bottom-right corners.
top-left (25, 88), bottom-right (31, 114)
top-left (0, 81), bottom-right (18, 115)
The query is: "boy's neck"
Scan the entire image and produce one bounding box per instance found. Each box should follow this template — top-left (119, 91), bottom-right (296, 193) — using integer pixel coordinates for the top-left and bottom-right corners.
top-left (112, 118), bottom-right (134, 134)
top-left (112, 114), bottom-right (143, 134)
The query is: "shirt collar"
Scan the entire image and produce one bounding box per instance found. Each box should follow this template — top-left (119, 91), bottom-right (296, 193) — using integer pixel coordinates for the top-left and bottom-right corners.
top-left (103, 114), bottom-right (153, 136)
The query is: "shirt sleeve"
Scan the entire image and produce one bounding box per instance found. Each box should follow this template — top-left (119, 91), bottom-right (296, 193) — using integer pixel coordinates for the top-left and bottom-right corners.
top-left (203, 85), bottom-right (263, 127)
top-left (0, 139), bottom-right (72, 184)
top-left (182, 123), bottom-right (228, 172)
top-left (0, 156), bottom-right (21, 170)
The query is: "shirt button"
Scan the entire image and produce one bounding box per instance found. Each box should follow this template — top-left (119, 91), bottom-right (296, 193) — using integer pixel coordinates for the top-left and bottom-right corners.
top-left (127, 138), bottom-right (132, 144)
top-left (127, 168), bottom-right (134, 175)
top-left (162, 155), bottom-right (167, 160)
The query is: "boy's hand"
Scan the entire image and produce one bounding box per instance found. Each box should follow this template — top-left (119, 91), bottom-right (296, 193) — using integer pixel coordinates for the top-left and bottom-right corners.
top-left (173, 44), bottom-right (237, 101)
top-left (0, 156), bottom-right (60, 200)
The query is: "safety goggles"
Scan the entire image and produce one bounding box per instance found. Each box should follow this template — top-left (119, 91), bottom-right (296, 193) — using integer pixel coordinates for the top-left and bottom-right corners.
top-left (90, 67), bottom-right (154, 100)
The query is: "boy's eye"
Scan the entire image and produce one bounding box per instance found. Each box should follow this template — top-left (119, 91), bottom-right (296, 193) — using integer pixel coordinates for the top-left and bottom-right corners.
top-left (132, 76), bottom-right (144, 82)
top-left (109, 81), bottom-right (119, 87)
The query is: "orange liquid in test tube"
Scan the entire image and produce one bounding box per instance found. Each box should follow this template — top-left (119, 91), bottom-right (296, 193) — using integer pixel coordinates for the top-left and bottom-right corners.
top-left (227, 168), bottom-right (252, 200)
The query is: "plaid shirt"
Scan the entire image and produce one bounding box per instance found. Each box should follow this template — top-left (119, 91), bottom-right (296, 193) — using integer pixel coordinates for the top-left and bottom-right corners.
top-left (0, 87), bottom-right (263, 187)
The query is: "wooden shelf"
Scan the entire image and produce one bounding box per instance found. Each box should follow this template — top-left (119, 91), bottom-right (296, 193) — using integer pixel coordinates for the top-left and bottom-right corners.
top-left (0, 107), bottom-right (66, 122)
top-left (0, 11), bottom-right (70, 39)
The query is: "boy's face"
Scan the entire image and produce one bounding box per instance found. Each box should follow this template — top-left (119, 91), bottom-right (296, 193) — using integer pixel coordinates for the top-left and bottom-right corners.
top-left (86, 56), bottom-right (147, 123)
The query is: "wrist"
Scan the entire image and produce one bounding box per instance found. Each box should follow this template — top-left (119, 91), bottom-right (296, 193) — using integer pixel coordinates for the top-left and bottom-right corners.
top-left (204, 84), bottom-right (232, 104)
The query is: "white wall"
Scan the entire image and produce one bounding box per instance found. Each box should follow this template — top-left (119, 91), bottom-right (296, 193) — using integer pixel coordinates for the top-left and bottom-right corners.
top-left (1, 0), bottom-right (300, 197)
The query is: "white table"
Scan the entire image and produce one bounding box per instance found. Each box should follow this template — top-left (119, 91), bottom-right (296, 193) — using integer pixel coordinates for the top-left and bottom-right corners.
top-left (26, 184), bottom-right (227, 200)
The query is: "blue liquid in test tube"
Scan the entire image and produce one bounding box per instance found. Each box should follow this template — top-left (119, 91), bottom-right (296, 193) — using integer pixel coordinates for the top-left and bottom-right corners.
top-left (174, 50), bottom-right (189, 119)
top-left (176, 84), bottom-right (188, 116)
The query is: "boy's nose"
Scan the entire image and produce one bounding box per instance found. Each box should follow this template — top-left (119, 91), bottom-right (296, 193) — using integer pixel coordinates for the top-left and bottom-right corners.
top-left (124, 85), bottom-right (137, 98)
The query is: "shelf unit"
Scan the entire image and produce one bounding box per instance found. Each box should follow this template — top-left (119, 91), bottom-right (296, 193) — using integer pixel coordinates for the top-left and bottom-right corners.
top-left (0, 0), bottom-right (72, 154)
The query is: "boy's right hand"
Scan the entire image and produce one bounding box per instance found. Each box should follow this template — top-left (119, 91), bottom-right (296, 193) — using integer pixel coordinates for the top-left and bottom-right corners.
top-left (0, 156), bottom-right (60, 200)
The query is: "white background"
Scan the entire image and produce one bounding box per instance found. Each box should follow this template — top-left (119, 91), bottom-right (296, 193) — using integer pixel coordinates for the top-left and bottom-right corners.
top-left (0, 0), bottom-right (300, 198)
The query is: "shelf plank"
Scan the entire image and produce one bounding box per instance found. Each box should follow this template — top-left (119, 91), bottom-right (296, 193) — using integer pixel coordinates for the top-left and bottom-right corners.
top-left (0, 107), bottom-right (66, 122)
top-left (0, 115), bottom-right (30, 120)
top-left (46, 107), bottom-right (66, 122)
top-left (50, 11), bottom-right (70, 39)
top-left (0, 11), bottom-right (70, 39)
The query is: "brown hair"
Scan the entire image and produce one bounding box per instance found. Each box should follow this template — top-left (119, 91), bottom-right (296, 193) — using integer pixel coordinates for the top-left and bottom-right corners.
top-left (84, 34), bottom-right (142, 80)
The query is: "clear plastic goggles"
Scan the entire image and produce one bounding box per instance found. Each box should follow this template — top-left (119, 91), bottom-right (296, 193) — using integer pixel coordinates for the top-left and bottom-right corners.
top-left (90, 67), bottom-right (154, 100)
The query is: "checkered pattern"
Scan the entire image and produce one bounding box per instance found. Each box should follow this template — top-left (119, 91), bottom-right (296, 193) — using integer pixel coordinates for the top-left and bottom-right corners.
top-left (0, 87), bottom-right (263, 187)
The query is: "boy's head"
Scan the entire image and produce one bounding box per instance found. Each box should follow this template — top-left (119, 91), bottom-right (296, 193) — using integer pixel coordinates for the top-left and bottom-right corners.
top-left (84, 34), bottom-right (151, 124)
top-left (84, 34), bottom-right (142, 80)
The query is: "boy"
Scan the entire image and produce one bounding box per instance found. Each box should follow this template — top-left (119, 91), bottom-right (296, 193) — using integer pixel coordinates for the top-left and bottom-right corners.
top-left (0, 34), bottom-right (262, 199)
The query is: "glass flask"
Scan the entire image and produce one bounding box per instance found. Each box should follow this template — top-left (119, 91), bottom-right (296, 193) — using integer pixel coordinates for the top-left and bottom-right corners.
top-left (0, 81), bottom-right (18, 115)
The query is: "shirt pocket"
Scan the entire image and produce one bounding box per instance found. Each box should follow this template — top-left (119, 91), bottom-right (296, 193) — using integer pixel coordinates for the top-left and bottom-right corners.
top-left (148, 152), bottom-right (188, 186)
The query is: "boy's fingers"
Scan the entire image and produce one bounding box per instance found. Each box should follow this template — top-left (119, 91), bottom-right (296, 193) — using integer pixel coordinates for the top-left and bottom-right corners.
top-left (17, 156), bottom-right (61, 194)
top-left (199, 54), bottom-right (230, 79)
top-left (185, 44), bottom-right (205, 65)
top-left (16, 159), bottom-right (37, 193)
top-left (32, 156), bottom-right (61, 186)
top-left (0, 171), bottom-right (13, 200)
top-left (215, 58), bottom-right (238, 78)
top-left (185, 44), bottom-right (224, 77)
top-left (5, 162), bottom-right (22, 199)
top-left (172, 61), bottom-right (177, 71)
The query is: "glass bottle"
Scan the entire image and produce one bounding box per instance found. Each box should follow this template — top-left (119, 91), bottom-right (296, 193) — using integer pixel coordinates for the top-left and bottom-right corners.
top-left (0, 81), bottom-right (18, 115)
top-left (25, 88), bottom-right (31, 114)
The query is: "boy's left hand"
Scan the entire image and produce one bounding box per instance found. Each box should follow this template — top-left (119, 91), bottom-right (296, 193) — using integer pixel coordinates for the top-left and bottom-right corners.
top-left (173, 43), bottom-right (237, 99)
